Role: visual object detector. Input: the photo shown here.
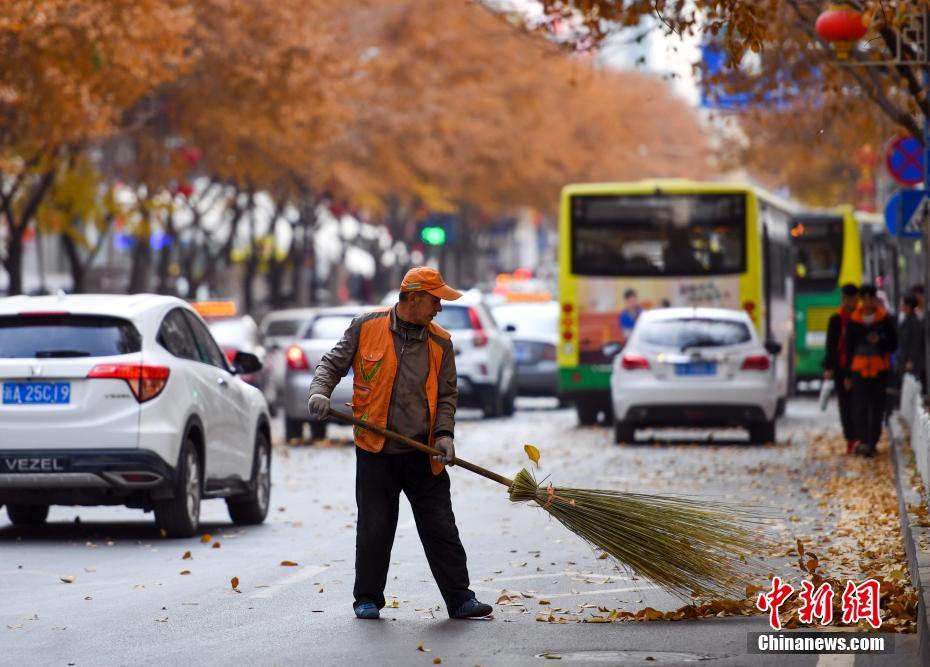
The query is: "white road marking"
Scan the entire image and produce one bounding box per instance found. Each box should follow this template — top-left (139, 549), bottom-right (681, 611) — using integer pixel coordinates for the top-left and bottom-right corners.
top-left (482, 571), bottom-right (634, 583)
top-left (250, 564), bottom-right (330, 599)
top-left (472, 584), bottom-right (659, 599)
top-left (397, 519), bottom-right (416, 530)
top-left (815, 655), bottom-right (854, 667)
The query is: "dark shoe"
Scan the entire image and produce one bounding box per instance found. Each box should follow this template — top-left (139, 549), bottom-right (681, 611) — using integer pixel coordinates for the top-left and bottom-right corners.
top-left (450, 597), bottom-right (493, 619)
top-left (354, 602), bottom-right (380, 619)
top-left (853, 441), bottom-right (873, 457)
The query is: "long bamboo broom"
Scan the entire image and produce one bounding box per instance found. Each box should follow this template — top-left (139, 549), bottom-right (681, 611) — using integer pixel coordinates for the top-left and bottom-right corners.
top-left (330, 408), bottom-right (768, 598)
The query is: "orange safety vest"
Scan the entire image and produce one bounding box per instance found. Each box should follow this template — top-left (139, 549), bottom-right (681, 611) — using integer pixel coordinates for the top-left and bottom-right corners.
top-left (849, 306), bottom-right (891, 379)
top-left (351, 309), bottom-right (450, 475)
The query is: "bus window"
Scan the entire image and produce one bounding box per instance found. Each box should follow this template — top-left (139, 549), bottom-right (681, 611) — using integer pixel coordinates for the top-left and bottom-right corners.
top-left (570, 194), bottom-right (747, 277)
top-left (791, 217), bottom-right (844, 292)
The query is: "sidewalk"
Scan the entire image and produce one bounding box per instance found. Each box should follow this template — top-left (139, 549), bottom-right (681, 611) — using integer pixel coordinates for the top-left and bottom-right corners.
top-left (887, 415), bottom-right (930, 665)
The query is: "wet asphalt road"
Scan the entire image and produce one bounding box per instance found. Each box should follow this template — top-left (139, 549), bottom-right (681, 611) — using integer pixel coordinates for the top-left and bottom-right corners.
top-left (0, 399), bottom-right (919, 666)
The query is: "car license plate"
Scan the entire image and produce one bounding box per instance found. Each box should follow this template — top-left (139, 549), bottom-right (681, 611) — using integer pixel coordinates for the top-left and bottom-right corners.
top-left (2, 381), bottom-right (71, 405)
top-left (1, 456), bottom-right (70, 473)
top-left (675, 362), bottom-right (716, 376)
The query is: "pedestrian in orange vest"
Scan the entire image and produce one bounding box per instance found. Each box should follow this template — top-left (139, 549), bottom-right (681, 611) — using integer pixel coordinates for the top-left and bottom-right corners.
top-left (306, 267), bottom-right (493, 620)
top-left (843, 284), bottom-right (897, 458)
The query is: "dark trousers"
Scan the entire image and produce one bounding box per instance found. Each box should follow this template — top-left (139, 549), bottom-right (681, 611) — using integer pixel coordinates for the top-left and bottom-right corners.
top-left (834, 369), bottom-right (855, 442)
top-left (852, 373), bottom-right (888, 451)
top-left (354, 447), bottom-right (474, 614)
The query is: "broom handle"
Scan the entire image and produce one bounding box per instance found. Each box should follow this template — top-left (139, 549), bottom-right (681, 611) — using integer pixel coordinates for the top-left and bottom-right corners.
top-left (328, 408), bottom-right (514, 488)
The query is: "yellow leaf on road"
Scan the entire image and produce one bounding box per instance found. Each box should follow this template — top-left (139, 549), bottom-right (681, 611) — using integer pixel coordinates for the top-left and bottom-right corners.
top-left (416, 644), bottom-right (431, 652)
top-left (180, 570), bottom-right (191, 575)
top-left (230, 577), bottom-right (240, 593)
top-left (524, 444), bottom-right (540, 466)
top-left (280, 560), bottom-right (298, 567)
top-left (182, 551), bottom-right (192, 560)
top-left (60, 576), bottom-right (76, 584)
top-left (200, 534), bottom-right (212, 543)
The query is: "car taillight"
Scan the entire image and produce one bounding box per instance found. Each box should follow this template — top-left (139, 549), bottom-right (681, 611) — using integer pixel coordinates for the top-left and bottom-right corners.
top-left (542, 344), bottom-right (556, 361)
top-left (741, 355), bottom-right (770, 371)
top-left (621, 354), bottom-right (650, 370)
top-left (468, 307), bottom-right (488, 347)
top-left (222, 347), bottom-right (238, 364)
top-left (87, 363), bottom-right (170, 402)
top-left (286, 345), bottom-right (310, 370)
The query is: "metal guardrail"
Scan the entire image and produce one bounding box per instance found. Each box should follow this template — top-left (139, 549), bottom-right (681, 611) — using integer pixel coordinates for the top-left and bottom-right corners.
top-left (900, 373), bottom-right (930, 499)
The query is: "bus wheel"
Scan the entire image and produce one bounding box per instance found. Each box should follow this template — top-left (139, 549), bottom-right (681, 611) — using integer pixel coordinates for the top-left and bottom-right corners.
top-left (576, 403), bottom-right (598, 426)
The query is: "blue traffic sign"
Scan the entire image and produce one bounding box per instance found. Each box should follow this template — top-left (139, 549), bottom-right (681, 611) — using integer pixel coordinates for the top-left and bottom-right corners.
top-left (885, 189), bottom-right (930, 239)
top-left (886, 136), bottom-right (924, 186)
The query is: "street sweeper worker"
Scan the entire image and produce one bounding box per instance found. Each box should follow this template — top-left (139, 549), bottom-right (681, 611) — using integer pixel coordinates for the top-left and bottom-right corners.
top-left (306, 266), bottom-right (493, 621)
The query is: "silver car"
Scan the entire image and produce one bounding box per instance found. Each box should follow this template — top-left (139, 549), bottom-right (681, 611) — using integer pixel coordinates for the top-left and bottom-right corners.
top-left (260, 308), bottom-right (318, 413)
top-left (491, 301), bottom-right (559, 399)
top-left (283, 306), bottom-right (368, 441)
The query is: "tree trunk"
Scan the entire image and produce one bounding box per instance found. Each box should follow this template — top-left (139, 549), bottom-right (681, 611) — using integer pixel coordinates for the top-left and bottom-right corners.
top-left (128, 234), bottom-right (152, 293)
top-left (4, 231), bottom-right (24, 296)
top-left (60, 233), bottom-right (85, 293)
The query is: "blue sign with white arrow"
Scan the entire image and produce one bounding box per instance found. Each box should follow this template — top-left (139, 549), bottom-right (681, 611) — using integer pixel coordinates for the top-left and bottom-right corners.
top-left (885, 189), bottom-right (930, 239)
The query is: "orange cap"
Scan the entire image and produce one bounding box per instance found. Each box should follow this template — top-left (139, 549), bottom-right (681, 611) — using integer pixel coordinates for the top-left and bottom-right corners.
top-left (400, 266), bottom-right (462, 301)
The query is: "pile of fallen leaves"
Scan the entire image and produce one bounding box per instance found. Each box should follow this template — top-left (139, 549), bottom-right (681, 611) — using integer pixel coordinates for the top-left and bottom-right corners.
top-left (527, 429), bottom-right (918, 630)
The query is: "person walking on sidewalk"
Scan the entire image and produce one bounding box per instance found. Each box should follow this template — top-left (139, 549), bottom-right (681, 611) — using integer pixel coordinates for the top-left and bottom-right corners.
top-left (896, 292), bottom-right (926, 391)
top-left (306, 266), bottom-right (493, 621)
top-left (844, 284), bottom-right (897, 458)
top-left (823, 283), bottom-right (859, 454)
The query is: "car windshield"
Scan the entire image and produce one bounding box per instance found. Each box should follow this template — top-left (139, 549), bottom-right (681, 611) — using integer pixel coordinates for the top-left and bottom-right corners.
top-left (433, 306), bottom-right (472, 330)
top-left (264, 319), bottom-right (303, 337)
top-left (306, 315), bottom-right (355, 339)
top-left (491, 304), bottom-right (558, 335)
top-left (0, 314), bottom-right (142, 358)
top-left (637, 318), bottom-right (752, 350)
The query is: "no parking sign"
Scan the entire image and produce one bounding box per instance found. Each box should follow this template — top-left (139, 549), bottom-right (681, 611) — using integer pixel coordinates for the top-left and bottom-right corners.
top-left (886, 136), bottom-right (924, 186)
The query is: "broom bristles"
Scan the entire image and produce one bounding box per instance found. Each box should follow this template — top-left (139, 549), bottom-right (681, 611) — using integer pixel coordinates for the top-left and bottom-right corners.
top-left (508, 468), bottom-right (769, 598)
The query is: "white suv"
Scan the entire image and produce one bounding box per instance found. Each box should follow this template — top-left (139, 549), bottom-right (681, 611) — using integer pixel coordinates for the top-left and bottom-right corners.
top-left (0, 294), bottom-right (272, 537)
top-left (434, 291), bottom-right (517, 418)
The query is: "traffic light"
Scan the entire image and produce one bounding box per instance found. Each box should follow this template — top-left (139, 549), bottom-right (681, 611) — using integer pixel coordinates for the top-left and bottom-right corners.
top-left (420, 225), bottom-right (447, 246)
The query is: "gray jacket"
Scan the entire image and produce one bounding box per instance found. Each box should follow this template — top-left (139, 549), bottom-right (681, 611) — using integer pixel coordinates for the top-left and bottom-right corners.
top-left (307, 306), bottom-right (457, 452)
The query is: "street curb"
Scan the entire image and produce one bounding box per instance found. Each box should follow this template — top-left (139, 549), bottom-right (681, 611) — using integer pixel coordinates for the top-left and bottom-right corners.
top-left (887, 416), bottom-right (930, 665)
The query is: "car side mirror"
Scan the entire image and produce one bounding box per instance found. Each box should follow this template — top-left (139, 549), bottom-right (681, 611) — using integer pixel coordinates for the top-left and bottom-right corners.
top-left (764, 340), bottom-right (783, 356)
top-left (233, 351), bottom-right (263, 374)
top-left (504, 324), bottom-right (517, 333)
top-left (602, 342), bottom-right (623, 358)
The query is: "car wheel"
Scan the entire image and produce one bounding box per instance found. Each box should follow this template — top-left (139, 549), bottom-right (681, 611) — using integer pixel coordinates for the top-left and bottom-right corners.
top-left (7, 504), bottom-right (49, 526)
top-left (154, 438), bottom-right (202, 538)
top-left (309, 420), bottom-right (327, 440)
top-left (576, 402), bottom-right (598, 426)
top-left (285, 418), bottom-right (305, 441)
top-left (614, 420), bottom-right (636, 445)
top-left (749, 420), bottom-right (777, 445)
top-left (482, 385), bottom-right (503, 418)
top-left (502, 378), bottom-right (517, 417)
top-left (227, 430), bottom-right (271, 525)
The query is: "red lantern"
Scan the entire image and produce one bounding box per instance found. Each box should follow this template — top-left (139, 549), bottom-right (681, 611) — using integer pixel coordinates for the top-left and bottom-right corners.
top-left (815, 6), bottom-right (867, 58)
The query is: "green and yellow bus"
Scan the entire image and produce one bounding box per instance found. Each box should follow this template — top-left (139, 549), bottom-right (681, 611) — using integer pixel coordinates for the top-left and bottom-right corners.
top-left (557, 180), bottom-right (797, 425)
top-left (789, 208), bottom-right (862, 386)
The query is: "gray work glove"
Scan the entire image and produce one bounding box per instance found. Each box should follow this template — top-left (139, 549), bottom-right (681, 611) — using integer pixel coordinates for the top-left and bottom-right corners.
top-left (433, 436), bottom-right (455, 465)
top-left (307, 394), bottom-right (330, 421)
